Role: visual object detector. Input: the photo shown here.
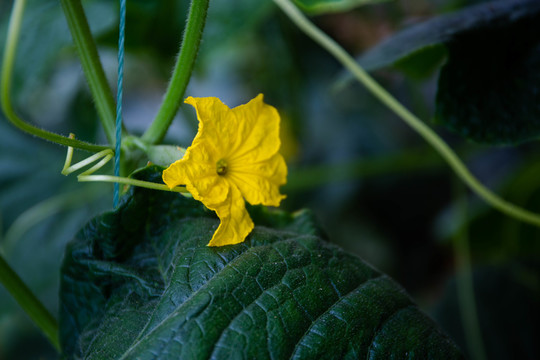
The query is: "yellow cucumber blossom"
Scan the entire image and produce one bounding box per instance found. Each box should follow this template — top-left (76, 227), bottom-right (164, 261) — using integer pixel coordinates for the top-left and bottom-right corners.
top-left (162, 95), bottom-right (287, 247)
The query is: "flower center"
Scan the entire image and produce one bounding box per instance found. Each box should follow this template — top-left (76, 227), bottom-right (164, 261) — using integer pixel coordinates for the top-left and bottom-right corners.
top-left (216, 158), bottom-right (228, 176)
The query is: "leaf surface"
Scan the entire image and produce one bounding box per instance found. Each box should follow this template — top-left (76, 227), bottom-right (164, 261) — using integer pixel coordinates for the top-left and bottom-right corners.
top-left (356, 0), bottom-right (540, 73)
top-left (434, 11), bottom-right (540, 144)
top-left (60, 166), bottom-right (463, 359)
top-left (346, 0), bottom-right (540, 144)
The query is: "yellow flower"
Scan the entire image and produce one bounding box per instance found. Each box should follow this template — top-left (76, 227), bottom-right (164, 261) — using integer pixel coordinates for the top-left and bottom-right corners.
top-left (162, 94), bottom-right (287, 247)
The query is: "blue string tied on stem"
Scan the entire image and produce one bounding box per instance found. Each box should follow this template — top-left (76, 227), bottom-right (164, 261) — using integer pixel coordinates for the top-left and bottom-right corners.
top-left (114, 0), bottom-right (126, 208)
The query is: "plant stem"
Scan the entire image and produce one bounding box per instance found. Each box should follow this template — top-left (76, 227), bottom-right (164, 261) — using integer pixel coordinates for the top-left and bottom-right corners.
top-left (1, 0), bottom-right (109, 152)
top-left (0, 254), bottom-right (60, 352)
top-left (60, 0), bottom-right (118, 145)
top-left (453, 181), bottom-right (486, 360)
top-left (274, 0), bottom-right (540, 228)
top-left (141, 0), bottom-right (210, 144)
top-left (78, 175), bottom-right (189, 194)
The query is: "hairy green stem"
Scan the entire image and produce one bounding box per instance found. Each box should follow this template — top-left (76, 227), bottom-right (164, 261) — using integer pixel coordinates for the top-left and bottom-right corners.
top-left (274, 0), bottom-right (540, 228)
top-left (60, 0), bottom-right (119, 145)
top-left (141, 0), bottom-right (210, 144)
top-left (1, 0), bottom-right (109, 152)
top-left (0, 254), bottom-right (60, 352)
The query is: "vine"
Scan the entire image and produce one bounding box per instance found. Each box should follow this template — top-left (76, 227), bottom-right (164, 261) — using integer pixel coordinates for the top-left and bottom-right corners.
top-left (273, 0), bottom-right (540, 228)
top-left (1, 0), bottom-right (109, 153)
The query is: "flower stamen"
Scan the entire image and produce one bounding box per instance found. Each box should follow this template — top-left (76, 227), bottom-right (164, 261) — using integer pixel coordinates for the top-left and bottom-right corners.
top-left (216, 158), bottom-right (228, 176)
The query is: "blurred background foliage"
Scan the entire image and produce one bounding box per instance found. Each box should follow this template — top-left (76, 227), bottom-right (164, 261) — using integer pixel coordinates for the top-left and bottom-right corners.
top-left (0, 0), bottom-right (539, 358)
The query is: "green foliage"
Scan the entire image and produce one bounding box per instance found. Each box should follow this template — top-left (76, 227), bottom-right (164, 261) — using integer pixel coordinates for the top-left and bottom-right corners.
top-left (0, 116), bottom-right (109, 358)
top-left (352, 0), bottom-right (540, 144)
top-left (392, 44), bottom-right (447, 80)
top-left (3, 0), bottom-right (116, 98)
top-left (435, 12), bottom-right (540, 144)
top-left (355, 0), bottom-right (539, 73)
top-left (2, 0), bottom-right (538, 357)
top-left (146, 145), bottom-right (185, 167)
top-left (293, 0), bottom-right (391, 15)
top-left (60, 166), bottom-right (463, 359)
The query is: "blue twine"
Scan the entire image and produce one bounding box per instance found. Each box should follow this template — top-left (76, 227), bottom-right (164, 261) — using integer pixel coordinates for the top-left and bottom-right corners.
top-left (114, 0), bottom-right (126, 208)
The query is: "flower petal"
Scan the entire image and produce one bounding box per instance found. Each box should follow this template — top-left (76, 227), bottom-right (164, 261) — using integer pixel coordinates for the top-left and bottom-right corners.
top-left (185, 94), bottom-right (282, 164)
top-left (162, 141), bottom-right (228, 207)
top-left (207, 185), bottom-right (254, 247)
top-left (164, 94), bottom-right (288, 247)
top-left (227, 153), bottom-right (287, 207)
top-left (184, 96), bottom-right (237, 156)
top-left (229, 94), bottom-right (282, 163)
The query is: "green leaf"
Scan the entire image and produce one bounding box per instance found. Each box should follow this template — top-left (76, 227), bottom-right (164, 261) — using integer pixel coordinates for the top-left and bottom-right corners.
top-left (60, 166), bottom-right (463, 359)
top-left (435, 12), bottom-right (540, 144)
top-left (146, 145), bottom-right (185, 167)
top-left (392, 44), bottom-right (447, 80)
top-left (354, 0), bottom-right (540, 73)
top-left (342, 0), bottom-right (540, 143)
top-left (293, 0), bottom-right (391, 15)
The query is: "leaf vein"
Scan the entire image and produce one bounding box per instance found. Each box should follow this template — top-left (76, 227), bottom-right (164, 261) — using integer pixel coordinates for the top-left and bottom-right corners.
top-left (288, 274), bottom-right (383, 359)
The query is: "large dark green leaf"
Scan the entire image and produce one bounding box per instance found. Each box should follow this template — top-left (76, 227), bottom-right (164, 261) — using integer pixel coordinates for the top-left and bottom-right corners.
top-left (434, 12), bottom-right (540, 144)
top-left (347, 0), bottom-right (540, 144)
top-left (60, 166), bottom-right (462, 359)
top-left (354, 0), bottom-right (540, 73)
top-left (293, 0), bottom-right (391, 15)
